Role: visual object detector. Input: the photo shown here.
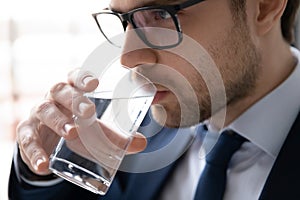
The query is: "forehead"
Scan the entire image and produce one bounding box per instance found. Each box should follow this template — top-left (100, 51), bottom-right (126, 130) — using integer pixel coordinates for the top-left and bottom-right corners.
top-left (110, 0), bottom-right (186, 12)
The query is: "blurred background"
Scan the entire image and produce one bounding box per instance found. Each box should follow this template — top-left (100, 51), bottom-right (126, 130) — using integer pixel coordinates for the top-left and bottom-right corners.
top-left (0, 0), bottom-right (300, 199)
top-left (0, 0), bottom-right (108, 199)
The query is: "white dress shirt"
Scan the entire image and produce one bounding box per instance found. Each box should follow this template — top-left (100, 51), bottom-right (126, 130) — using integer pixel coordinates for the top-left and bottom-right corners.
top-left (160, 47), bottom-right (300, 200)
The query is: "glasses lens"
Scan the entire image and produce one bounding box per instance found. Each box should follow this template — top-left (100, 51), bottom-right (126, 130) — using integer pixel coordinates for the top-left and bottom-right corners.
top-left (132, 9), bottom-right (180, 48)
top-left (96, 13), bottom-right (125, 47)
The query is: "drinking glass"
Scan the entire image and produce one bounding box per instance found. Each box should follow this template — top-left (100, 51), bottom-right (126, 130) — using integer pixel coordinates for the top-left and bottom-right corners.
top-left (49, 64), bottom-right (156, 195)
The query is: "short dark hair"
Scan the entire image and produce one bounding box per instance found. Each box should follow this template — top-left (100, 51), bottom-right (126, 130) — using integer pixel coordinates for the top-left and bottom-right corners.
top-left (282, 0), bottom-right (300, 44)
top-left (230, 0), bottom-right (300, 44)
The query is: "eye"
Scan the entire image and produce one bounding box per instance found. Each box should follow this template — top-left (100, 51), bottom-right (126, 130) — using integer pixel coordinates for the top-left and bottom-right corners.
top-left (154, 10), bottom-right (172, 20)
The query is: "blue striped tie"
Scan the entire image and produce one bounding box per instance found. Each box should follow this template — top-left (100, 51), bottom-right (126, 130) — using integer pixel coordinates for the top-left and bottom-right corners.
top-left (194, 130), bottom-right (246, 200)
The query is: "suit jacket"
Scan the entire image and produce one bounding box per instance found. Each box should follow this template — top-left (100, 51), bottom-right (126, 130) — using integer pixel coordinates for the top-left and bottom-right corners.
top-left (259, 110), bottom-right (300, 199)
top-left (8, 111), bottom-right (300, 200)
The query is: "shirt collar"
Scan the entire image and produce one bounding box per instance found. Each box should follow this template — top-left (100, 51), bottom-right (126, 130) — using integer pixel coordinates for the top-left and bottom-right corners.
top-left (225, 47), bottom-right (300, 158)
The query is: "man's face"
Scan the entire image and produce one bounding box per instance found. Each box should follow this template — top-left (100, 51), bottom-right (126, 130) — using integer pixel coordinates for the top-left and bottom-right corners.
top-left (111, 0), bottom-right (261, 128)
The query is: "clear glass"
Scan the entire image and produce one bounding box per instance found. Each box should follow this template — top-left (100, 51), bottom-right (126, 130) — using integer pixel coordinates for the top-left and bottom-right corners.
top-left (49, 64), bottom-right (156, 195)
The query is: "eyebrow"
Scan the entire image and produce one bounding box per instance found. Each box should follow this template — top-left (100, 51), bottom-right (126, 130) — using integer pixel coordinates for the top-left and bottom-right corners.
top-left (147, 0), bottom-right (187, 6)
top-left (110, 0), bottom-right (187, 13)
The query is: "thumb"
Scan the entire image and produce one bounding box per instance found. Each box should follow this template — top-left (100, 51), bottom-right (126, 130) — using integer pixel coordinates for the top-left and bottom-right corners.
top-left (126, 133), bottom-right (147, 154)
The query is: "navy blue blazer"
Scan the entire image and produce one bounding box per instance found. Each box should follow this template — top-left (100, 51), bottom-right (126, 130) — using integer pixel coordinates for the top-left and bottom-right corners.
top-left (8, 111), bottom-right (300, 200)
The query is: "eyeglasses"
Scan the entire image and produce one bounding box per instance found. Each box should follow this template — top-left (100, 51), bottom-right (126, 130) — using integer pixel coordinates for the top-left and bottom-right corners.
top-left (92, 0), bottom-right (206, 49)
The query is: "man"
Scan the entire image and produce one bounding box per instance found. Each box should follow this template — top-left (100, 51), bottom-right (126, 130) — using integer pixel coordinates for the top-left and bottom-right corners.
top-left (8, 0), bottom-right (300, 199)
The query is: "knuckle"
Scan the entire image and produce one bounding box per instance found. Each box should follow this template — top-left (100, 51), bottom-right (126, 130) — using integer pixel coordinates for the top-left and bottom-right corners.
top-left (72, 91), bottom-right (83, 102)
top-left (20, 134), bottom-right (37, 149)
top-left (50, 82), bottom-right (67, 96)
top-left (30, 148), bottom-right (41, 159)
top-left (36, 100), bottom-right (53, 114)
top-left (36, 101), bottom-right (67, 130)
top-left (16, 119), bottom-right (28, 134)
top-left (52, 115), bottom-right (67, 131)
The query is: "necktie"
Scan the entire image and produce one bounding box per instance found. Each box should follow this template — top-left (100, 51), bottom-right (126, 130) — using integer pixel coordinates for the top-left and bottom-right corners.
top-left (194, 129), bottom-right (247, 200)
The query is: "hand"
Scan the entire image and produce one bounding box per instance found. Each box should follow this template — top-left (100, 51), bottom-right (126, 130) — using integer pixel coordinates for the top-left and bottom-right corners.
top-left (16, 69), bottom-right (147, 176)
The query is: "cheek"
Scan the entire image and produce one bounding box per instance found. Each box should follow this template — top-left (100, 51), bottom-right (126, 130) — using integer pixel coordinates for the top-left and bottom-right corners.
top-left (157, 49), bottom-right (212, 95)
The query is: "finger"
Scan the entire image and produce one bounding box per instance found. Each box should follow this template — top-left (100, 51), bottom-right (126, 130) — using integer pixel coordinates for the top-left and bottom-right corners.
top-left (19, 146), bottom-right (51, 175)
top-left (49, 82), bottom-right (95, 118)
top-left (67, 120), bottom-right (147, 169)
top-left (33, 100), bottom-right (77, 139)
top-left (17, 123), bottom-right (51, 175)
top-left (127, 133), bottom-right (147, 154)
top-left (98, 122), bottom-right (147, 153)
top-left (68, 69), bottom-right (99, 92)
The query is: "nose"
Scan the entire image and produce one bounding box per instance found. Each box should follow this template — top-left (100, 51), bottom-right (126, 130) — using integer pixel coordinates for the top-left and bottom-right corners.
top-left (120, 25), bottom-right (158, 68)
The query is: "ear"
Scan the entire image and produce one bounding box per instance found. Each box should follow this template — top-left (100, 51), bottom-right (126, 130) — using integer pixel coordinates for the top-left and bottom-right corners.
top-left (255, 0), bottom-right (287, 36)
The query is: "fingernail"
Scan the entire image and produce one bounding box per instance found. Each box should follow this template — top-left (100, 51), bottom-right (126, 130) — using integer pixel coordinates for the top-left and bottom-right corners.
top-left (82, 76), bottom-right (94, 86)
top-left (82, 75), bottom-right (99, 89)
top-left (63, 123), bottom-right (77, 139)
top-left (34, 158), bottom-right (45, 171)
top-left (79, 102), bottom-right (92, 115)
top-left (63, 123), bottom-right (74, 135)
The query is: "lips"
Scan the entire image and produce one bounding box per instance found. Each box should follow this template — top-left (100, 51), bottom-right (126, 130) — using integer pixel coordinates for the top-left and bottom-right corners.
top-left (152, 90), bottom-right (169, 104)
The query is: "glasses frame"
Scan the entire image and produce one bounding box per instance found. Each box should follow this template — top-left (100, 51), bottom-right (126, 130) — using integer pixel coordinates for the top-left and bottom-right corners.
top-left (92, 0), bottom-right (206, 49)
